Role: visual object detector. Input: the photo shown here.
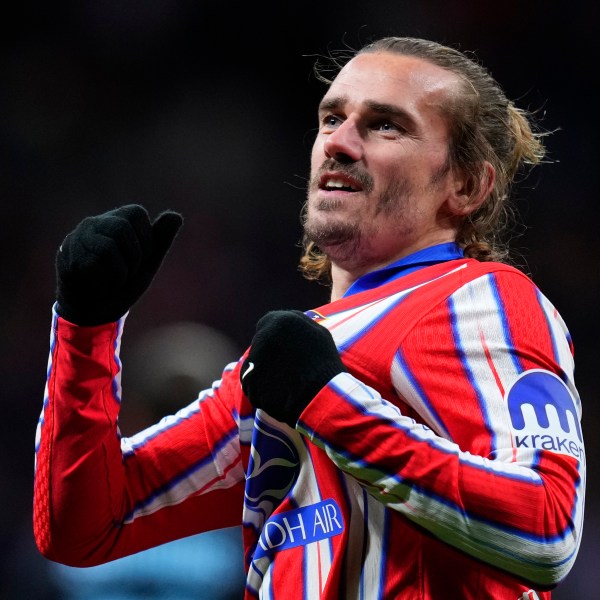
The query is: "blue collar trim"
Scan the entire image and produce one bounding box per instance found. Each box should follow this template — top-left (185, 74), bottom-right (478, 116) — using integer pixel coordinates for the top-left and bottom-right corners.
top-left (343, 242), bottom-right (464, 297)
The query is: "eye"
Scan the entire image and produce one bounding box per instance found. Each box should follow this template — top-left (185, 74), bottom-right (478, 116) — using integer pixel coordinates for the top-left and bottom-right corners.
top-left (374, 120), bottom-right (401, 133)
top-left (320, 114), bottom-right (343, 130)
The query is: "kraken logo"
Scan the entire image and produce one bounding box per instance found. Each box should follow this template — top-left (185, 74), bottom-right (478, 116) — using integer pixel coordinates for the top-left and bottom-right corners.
top-left (507, 370), bottom-right (584, 460)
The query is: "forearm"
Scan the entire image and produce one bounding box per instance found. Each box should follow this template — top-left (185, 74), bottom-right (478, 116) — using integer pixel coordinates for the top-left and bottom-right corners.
top-left (34, 310), bottom-right (129, 563)
top-left (297, 373), bottom-right (585, 586)
top-left (33, 309), bottom-right (246, 566)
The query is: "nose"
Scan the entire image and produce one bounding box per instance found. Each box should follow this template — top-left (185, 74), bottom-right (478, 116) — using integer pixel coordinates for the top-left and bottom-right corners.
top-left (323, 119), bottom-right (363, 163)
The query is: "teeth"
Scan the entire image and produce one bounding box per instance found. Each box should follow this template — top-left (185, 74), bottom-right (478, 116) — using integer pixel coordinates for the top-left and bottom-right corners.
top-left (326, 179), bottom-right (356, 190)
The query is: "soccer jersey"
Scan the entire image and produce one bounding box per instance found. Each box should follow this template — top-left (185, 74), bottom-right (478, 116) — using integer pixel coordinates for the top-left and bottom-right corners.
top-left (33, 244), bottom-right (585, 599)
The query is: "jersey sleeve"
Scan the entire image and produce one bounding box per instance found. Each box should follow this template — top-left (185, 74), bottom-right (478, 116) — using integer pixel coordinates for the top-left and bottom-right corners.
top-left (33, 306), bottom-right (247, 567)
top-left (296, 270), bottom-right (585, 587)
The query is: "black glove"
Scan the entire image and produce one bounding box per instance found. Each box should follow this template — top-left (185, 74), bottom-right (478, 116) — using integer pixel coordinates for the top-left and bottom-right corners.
top-left (240, 310), bottom-right (347, 427)
top-left (55, 204), bottom-right (183, 326)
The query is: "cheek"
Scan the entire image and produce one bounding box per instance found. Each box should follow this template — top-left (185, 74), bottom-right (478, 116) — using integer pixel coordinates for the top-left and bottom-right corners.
top-left (308, 145), bottom-right (328, 193)
top-left (310, 140), bottom-right (324, 170)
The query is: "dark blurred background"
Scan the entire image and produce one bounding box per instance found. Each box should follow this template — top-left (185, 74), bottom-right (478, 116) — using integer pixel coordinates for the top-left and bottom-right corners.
top-left (1, 1), bottom-right (597, 598)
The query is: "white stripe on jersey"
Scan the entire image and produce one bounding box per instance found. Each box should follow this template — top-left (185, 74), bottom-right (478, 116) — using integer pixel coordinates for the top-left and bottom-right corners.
top-left (322, 264), bottom-right (468, 350)
top-left (303, 372), bottom-right (577, 586)
top-left (121, 401), bottom-right (243, 523)
top-left (449, 274), bottom-right (521, 455)
top-left (122, 435), bottom-right (242, 524)
top-left (339, 478), bottom-right (367, 596)
top-left (295, 442), bottom-right (333, 600)
top-left (390, 351), bottom-right (452, 440)
top-left (359, 493), bottom-right (386, 600)
top-left (121, 397), bottom-right (203, 456)
top-left (378, 479), bottom-right (579, 586)
top-left (536, 290), bottom-right (578, 403)
top-left (322, 373), bottom-right (542, 482)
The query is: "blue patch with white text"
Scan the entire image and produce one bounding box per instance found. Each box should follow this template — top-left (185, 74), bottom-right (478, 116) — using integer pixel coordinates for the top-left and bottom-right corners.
top-left (253, 499), bottom-right (344, 561)
top-left (507, 370), bottom-right (584, 461)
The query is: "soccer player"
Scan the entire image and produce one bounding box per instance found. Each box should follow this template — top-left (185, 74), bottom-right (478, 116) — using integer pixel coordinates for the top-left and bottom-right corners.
top-left (33, 37), bottom-right (585, 599)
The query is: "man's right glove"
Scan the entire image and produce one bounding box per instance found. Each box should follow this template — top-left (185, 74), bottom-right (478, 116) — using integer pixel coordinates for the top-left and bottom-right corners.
top-left (55, 204), bottom-right (183, 326)
top-left (240, 310), bottom-right (347, 427)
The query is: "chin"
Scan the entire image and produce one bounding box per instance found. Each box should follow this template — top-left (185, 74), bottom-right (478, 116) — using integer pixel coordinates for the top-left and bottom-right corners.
top-left (305, 217), bottom-right (358, 247)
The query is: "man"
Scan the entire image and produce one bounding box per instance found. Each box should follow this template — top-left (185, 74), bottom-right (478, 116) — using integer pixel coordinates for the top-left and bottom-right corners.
top-left (34, 37), bottom-right (585, 599)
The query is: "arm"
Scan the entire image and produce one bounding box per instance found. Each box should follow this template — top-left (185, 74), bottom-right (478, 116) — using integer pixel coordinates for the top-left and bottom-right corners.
top-left (33, 206), bottom-right (246, 566)
top-left (34, 311), bottom-right (246, 566)
top-left (241, 273), bottom-right (585, 587)
top-left (297, 375), bottom-right (582, 587)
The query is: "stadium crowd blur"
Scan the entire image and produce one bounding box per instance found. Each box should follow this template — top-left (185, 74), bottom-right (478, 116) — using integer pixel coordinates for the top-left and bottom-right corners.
top-left (0, 1), bottom-right (596, 598)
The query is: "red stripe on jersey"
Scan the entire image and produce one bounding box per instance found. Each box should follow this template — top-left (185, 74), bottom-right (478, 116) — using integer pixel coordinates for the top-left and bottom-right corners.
top-left (480, 328), bottom-right (505, 397)
top-left (493, 274), bottom-right (558, 372)
top-left (401, 299), bottom-right (496, 457)
top-left (305, 382), bottom-right (581, 538)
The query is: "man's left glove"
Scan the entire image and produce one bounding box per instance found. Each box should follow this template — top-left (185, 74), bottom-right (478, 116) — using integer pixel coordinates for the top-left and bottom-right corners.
top-left (240, 310), bottom-right (347, 427)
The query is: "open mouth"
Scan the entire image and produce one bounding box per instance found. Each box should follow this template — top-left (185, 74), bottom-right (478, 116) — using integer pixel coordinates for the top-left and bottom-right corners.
top-left (324, 179), bottom-right (358, 192)
top-left (320, 174), bottom-right (362, 192)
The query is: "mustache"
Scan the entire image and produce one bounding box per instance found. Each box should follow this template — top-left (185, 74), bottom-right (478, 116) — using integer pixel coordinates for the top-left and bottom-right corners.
top-left (310, 159), bottom-right (374, 193)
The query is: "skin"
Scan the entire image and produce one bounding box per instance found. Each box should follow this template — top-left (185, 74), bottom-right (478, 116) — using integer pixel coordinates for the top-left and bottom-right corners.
top-left (304, 52), bottom-right (495, 300)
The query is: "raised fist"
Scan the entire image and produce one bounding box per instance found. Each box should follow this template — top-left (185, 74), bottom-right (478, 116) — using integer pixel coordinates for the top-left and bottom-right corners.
top-left (55, 204), bottom-right (183, 326)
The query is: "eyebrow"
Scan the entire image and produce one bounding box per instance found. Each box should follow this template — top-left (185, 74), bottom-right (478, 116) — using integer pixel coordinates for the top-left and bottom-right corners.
top-left (318, 96), bottom-right (418, 129)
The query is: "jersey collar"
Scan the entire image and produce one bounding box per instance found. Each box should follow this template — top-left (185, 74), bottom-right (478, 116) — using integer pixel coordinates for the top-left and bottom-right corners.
top-left (343, 242), bottom-right (465, 297)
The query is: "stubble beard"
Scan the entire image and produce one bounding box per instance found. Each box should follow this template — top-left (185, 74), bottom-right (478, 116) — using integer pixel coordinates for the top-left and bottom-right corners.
top-left (302, 171), bottom-right (416, 263)
top-left (302, 160), bottom-right (372, 257)
top-left (302, 156), bottom-right (452, 263)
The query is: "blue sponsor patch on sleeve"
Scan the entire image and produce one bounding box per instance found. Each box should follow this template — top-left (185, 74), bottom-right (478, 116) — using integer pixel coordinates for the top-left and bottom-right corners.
top-left (507, 369), bottom-right (584, 460)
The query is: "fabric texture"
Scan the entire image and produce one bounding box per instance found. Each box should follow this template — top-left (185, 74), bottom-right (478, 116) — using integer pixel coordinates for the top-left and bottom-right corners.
top-left (34, 254), bottom-right (585, 599)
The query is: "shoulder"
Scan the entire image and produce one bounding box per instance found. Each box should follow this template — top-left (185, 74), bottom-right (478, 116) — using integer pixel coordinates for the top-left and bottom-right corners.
top-left (462, 258), bottom-right (535, 282)
top-left (458, 259), bottom-right (545, 301)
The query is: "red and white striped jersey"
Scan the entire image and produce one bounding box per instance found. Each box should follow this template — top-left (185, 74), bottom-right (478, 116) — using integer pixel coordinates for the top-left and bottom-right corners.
top-left (33, 245), bottom-right (585, 599)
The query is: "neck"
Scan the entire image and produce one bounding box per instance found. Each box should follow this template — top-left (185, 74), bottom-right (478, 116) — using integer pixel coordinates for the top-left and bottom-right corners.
top-left (330, 260), bottom-right (395, 300)
top-left (330, 265), bottom-right (356, 301)
top-left (329, 238), bottom-right (461, 301)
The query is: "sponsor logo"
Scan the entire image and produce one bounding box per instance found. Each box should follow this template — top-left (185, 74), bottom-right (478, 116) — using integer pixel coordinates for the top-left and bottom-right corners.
top-left (254, 499), bottom-right (344, 560)
top-left (245, 416), bottom-right (301, 523)
top-left (241, 361), bottom-right (254, 381)
top-left (507, 370), bottom-right (584, 460)
top-left (305, 310), bottom-right (326, 323)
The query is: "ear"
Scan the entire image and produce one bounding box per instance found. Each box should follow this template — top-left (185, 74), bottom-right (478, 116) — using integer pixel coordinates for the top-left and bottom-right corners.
top-left (447, 161), bottom-right (496, 216)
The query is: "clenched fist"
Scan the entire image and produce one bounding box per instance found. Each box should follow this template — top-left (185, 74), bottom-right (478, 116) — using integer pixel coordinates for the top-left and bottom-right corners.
top-left (56, 204), bottom-right (183, 326)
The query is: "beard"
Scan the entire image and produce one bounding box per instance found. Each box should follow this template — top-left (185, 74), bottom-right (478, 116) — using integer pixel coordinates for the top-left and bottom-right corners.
top-left (302, 157), bottom-right (452, 256)
top-left (302, 168), bottom-right (415, 256)
top-left (302, 210), bottom-right (362, 262)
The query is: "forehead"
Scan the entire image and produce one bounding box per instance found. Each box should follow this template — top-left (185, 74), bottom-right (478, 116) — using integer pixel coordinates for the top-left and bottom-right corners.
top-left (324, 52), bottom-right (460, 113)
